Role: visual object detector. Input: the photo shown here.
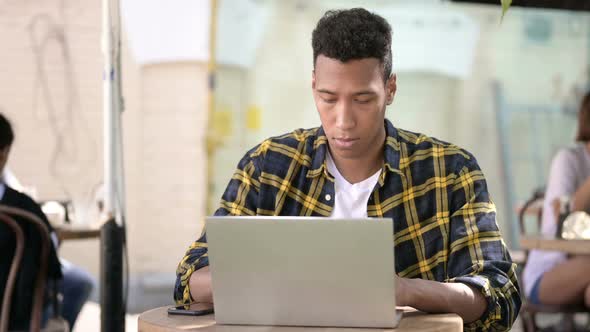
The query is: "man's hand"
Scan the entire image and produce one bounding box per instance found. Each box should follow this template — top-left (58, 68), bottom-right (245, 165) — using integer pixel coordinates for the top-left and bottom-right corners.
top-left (394, 275), bottom-right (487, 324)
top-left (395, 275), bottom-right (411, 306)
top-left (189, 266), bottom-right (213, 303)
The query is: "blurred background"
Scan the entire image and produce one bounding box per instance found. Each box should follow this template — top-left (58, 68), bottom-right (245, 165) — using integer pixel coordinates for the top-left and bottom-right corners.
top-left (0, 0), bottom-right (588, 330)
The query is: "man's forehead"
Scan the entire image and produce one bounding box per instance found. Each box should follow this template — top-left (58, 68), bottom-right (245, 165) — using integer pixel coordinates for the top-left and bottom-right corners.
top-left (315, 55), bottom-right (382, 69)
top-left (314, 57), bottom-right (383, 91)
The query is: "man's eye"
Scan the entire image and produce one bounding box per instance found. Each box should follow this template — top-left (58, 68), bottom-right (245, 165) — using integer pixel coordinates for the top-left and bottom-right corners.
top-left (322, 98), bottom-right (337, 104)
top-left (355, 99), bottom-right (372, 104)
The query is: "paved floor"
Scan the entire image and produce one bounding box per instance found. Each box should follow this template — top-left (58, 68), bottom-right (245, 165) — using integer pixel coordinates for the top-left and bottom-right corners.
top-left (72, 302), bottom-right (139, 332)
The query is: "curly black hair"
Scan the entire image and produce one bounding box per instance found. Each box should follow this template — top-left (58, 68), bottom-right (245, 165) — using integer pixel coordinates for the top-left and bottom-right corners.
top-left (0, 113), bottom-right (14, 149)
top-left (312, 8), bottom-right (392, 82)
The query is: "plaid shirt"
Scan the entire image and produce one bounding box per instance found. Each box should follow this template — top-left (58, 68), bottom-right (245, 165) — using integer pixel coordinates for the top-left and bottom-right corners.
top-left (175, 119), bottom-right (521, 331)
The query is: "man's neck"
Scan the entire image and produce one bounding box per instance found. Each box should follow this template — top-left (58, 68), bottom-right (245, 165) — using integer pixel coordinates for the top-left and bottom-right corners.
top-left (328, 146), bottom-right (384, 184)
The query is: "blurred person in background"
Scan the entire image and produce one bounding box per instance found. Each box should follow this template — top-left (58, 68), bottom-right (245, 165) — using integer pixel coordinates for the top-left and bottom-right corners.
top-left (523, 91), bottom-right (590, 309)
top-left (0, 113), bottom-right (94, 330)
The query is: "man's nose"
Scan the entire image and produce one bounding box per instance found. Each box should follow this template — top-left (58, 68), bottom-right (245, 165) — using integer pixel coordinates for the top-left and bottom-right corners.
top-left (335, 102), bottom-right (355, 130)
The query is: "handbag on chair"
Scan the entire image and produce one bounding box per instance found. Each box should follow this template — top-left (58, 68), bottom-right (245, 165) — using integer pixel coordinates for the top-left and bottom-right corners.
top-left (555, 196), bottom-right (590, 240)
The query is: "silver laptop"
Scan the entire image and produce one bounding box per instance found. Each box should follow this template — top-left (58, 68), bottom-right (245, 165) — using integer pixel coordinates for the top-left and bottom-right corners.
top-left (206, 216), bottom-right (402, 328)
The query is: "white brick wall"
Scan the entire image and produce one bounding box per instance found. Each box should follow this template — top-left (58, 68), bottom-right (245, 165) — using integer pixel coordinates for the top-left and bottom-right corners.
top-left (0, 0), bottom-right (208, 279)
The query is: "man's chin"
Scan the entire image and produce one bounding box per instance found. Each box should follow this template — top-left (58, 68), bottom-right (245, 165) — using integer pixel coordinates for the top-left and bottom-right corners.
top-left (329, 147), bottom-right (364, 160)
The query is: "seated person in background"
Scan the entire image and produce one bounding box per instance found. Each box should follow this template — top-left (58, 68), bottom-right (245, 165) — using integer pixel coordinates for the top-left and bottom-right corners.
top-left (175, 8), bottom-right (520, 331)
top-left (523, 91), bottom-right (590, 309)
top-left (0, 113), bottom-right (94, 330)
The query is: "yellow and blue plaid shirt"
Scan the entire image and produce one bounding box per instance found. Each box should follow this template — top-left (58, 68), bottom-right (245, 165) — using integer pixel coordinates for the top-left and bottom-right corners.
top-left (175, 119), bottom-right (520, 331)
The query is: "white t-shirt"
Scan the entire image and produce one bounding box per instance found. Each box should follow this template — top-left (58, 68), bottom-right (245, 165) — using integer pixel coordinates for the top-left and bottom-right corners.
top-left (522, 143), bottom-right (590, 297)
top-left (1, 168), bottom-right (23, 192)
top-left (326, 151), bottom-right (382, 218)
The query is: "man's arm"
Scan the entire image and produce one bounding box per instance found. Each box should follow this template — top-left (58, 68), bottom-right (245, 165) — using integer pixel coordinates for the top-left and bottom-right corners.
top-left (24, 193), bottom-right (63, 278)
top-left (174, 232), bottom-right (210, 305)
top-left (189, 266), bottom-right (213, 303)
top-left (174, 151), bottom-right (261, 305)
top-left (439, 155), bottom-right (521, 331)
top-left (396, 276), bottom-right (486, 323)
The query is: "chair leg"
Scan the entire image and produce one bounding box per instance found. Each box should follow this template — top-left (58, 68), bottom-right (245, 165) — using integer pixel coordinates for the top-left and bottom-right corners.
top-left (522, 311), bottom-right (538, 332)
top-left (561, 313), bottom-right (574, 332)
top-left (520, 312), bottom-right (529, 332)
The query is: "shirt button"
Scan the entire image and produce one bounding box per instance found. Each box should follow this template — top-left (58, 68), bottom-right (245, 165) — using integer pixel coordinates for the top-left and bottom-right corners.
top-left (325, 194), bottom-right (331, 201)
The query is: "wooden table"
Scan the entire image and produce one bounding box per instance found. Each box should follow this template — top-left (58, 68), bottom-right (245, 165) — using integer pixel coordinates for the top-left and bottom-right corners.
top-left (54, 224), bottom-right (101, 241)
top-left (138, 306), bottom-right (463, 332)
top-left (520, 236), bottom-right (590, 255)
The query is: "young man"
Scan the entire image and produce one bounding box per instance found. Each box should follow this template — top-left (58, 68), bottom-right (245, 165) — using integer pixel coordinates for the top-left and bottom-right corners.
top-left (0, 113), bottom-right (94, 330)
top-left (175, 8), bottom-right (520, 331)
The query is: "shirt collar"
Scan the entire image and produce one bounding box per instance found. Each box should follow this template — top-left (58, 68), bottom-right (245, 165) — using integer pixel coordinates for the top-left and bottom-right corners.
top-left (306, 118), bottom-right (404, 182)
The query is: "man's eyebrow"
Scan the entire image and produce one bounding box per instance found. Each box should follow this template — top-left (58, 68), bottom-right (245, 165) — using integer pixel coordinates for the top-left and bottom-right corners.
top-left (353, 91), bottom-right (376, 96)
top-left (317, 89), bottom-right (336, 95)
top-left (316, 89), bottom-right (376, 96)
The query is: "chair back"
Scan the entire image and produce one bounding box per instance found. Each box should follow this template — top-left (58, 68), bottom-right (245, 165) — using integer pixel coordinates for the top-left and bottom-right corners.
top-left (0, 212), bottom-right (25, 332)
top-left (518, 187), bottom-right (545, 257)
top-left (0, 205), bottom-right (51, 332)
top-left (516, 189), bottom-right (589, 332)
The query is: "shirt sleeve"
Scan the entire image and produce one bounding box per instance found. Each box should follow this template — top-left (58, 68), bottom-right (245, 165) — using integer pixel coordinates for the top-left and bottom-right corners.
top-left (28, 198), bottom-right (63, 279)
top-left (545, 148), bottom-right (580, 202)
top-left (173, 152), bottom-right (261, 305)
top-left (446, 155), bottom-right (521, 331)
top-left (540, 148), bottom-right (579, 236)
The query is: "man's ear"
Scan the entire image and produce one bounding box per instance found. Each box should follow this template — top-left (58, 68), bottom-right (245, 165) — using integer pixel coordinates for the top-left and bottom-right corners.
top-left (312, 70), bottom-right (316, 90)
top-left (386, 73), bottom-right (397, 105)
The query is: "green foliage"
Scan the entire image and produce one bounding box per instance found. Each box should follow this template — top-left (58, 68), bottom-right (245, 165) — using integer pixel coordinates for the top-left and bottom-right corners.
top-left (501, 0), bottom-right (512, 21)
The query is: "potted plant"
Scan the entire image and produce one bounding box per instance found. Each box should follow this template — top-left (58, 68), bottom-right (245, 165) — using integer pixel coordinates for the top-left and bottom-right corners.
top-left (501, 0), bottom-right (512, 19)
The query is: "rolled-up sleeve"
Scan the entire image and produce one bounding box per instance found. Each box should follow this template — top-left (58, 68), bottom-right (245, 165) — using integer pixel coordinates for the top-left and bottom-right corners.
top-left (173, 231), bottom-right (210, 305)
top-left (173, 152), bottom-right (261, 305)
top-left (447, 157), bottom-right (521, 331)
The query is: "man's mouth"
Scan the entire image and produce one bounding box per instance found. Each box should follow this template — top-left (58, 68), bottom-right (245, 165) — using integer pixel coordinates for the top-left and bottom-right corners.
top-left (333, 137), bottom-right (359, 148)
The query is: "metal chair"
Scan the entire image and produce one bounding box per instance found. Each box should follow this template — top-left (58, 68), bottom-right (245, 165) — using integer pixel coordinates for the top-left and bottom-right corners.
top-left (517, 189), bottom-right (588, 332)
top-left (0, 212), bottom-right (25, 332)
top-left (0, 206), bottom-right (68, 332)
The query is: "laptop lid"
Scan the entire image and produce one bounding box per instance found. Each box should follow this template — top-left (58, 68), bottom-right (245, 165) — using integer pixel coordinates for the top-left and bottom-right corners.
top-left (206, 216), bottom-right (400, 328)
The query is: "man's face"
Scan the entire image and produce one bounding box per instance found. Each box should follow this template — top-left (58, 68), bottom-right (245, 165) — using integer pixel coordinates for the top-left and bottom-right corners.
top-left (312, 55), bottom-right (397, 161)
top-left (0, 146), bottom-right (10, 175)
